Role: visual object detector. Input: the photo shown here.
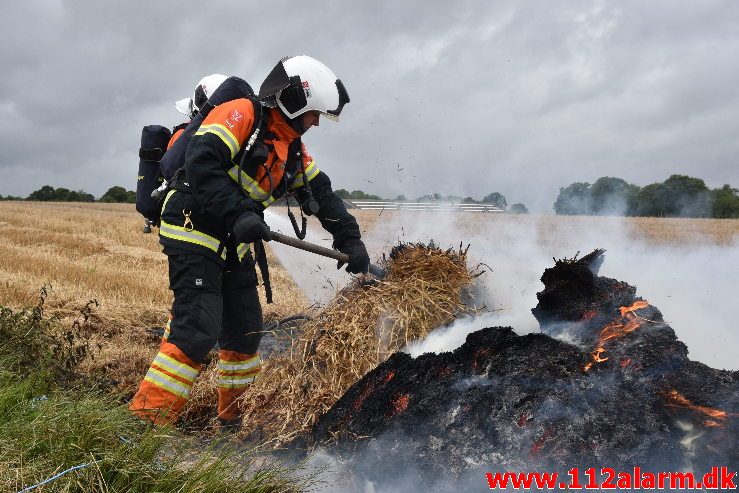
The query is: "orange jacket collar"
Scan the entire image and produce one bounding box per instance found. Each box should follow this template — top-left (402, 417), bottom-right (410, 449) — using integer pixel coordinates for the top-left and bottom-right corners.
top-left (267, 108), bottom-right (299, 142)
top-left (265, 108), bottom-right (300, 165)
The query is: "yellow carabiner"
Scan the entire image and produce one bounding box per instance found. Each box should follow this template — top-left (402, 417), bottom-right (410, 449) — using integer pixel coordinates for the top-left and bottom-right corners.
top-left (182, 209), bottom-right (194, 232)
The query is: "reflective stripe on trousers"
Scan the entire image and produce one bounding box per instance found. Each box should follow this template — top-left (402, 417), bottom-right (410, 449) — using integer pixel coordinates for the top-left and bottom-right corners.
top-left (218, 351), bottom-right (261, 389)
top-left (129, 341), bottom-right (202, 424)
top-left (217, 349), bottom-right (262, 422)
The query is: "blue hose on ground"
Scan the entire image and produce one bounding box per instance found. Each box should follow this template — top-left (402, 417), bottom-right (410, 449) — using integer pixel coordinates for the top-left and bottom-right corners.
top-left (18, 461), bottom-right (99, 492)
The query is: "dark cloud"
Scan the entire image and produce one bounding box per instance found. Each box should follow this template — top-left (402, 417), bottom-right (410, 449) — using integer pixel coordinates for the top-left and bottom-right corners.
top-left (1, 0), bottom-right (737, 210)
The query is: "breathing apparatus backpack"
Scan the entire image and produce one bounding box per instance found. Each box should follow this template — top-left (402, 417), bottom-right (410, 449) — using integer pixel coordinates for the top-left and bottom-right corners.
top-left (136, 125), bottom-right (171, 231)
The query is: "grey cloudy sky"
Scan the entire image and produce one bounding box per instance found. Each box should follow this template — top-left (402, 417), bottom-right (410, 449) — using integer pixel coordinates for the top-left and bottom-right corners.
top-left (1, 0), bottom-right (738, 211)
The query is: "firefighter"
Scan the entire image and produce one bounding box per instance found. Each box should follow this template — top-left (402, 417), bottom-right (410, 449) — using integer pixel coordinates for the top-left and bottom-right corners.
top-left (130, 56), bottom-right (369, 427)
top-left (171, 74), bottom-right (229, 148)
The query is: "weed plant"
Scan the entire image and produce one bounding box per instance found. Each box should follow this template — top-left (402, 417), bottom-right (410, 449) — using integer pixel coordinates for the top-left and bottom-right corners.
top-left (0, 288), bottom-right (303, 492)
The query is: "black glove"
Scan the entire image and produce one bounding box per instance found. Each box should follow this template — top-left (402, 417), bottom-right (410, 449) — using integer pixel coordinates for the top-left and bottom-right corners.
top-left (232, 210), bottom-right (271, 244)
top-left (336, 238), bottom-right (370, 274)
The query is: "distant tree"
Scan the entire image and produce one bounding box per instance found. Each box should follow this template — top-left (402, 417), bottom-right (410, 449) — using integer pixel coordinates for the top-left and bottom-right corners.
top-left (482, 192), bottom-right (507, 210)
top-left (27, 185), bottom-right (57, 201)
top-left (334, 189), bottom-right (350, 199)
top-left (712, 185), bottom-right (739, 218)
top-left (54, 188), bottom-right (73, 201)
top-left (330, 189), bottom-right (384, 201)
top-left (632, 175), bottom-right (712, 217)
top-left (100, 186), bottom-right (135, 203)
top-left (509, 203), bottom-right (529, 214)
top-left (27, 185), bottom-right (93, 202)
top-left (348, 190), bottom-right (382, 200)
top-left (462, 196), bottom-right (479, 204)
top-left (664, 174), bottom-right (712, 217)
top-left (394, 194), bottom-right (407, 202)
top-left (589, 177), bottom-right (640, 215)
top-left (68, 190), bottom-right (95, 202)
top-left (631, 183), bottom-right (664, 217)
top-left (553, 182), bottom-right (591, 215)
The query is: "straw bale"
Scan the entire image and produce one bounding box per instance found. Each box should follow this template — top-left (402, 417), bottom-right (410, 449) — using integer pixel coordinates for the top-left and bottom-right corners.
top-left (237, 243), bottom-right (474, 446)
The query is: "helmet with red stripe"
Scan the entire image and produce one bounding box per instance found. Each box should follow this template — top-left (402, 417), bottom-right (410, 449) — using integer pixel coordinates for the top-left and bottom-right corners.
top-left (258, 56), bottom-right (349, 122)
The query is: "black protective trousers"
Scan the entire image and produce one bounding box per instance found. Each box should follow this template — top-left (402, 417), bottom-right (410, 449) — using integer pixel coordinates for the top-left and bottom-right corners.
top-left (165, 250), bottom-right (263, 364)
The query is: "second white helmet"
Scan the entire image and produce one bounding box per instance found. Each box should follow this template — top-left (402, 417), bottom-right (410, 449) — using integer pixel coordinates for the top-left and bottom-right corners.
top-left (258, 56), bottom-right (349, 121)
top-left (174, 73), bottom-right (228, 118)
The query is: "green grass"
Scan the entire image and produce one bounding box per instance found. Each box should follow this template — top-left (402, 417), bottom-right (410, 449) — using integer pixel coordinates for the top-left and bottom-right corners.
top-left (0, 290), bottom-right (305, 493)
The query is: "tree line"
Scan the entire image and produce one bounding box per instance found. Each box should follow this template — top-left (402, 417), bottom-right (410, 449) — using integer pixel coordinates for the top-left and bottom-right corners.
top-left (334, 189), bottom-right (529, 213)
top-left (11, 176), bottom-right (736, 218)
top-left (0, 186), bottom-right (136, 203)
top-left (5, 185), bottom-right (528, 211)
top-left (554, 175), bottom-right (739, 218)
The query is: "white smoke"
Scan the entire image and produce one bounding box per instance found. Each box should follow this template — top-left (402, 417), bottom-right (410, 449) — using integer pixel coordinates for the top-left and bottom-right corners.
top-left (267, 206), bottom-right (737, 370)
top-left (302, 444), bottom-right (492, 493)
top-left (404, 312), bottom-right (506, 358)
top-left (263, 209), bottom-right (347, 304)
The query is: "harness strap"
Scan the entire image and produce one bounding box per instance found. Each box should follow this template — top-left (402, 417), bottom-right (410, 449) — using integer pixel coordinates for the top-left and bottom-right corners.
top-left (252, 240), bottom-right (273, 304)
top-left (235, 98), bottom-right (267, 198)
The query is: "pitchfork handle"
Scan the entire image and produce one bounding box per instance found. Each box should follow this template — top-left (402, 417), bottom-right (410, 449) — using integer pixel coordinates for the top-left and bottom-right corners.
top-left (269, 232), bottom-right (385, 278)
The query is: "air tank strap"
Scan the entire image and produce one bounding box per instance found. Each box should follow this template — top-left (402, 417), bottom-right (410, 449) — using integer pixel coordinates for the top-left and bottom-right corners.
top-left (253, 240), bottom-right (273, 304)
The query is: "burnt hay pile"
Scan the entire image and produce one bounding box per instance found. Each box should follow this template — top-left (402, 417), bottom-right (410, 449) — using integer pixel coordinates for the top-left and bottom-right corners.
top-left (310, 250), bottom-right (738, 484)
top-left (238, 243), bottom-right (475, 446)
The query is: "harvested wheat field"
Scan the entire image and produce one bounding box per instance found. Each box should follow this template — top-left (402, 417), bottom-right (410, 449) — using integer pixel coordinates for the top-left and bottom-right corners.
top-left (350, 209), bottom-right (739, 249)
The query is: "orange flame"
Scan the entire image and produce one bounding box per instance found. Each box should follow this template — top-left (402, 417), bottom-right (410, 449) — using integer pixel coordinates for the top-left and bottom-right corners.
top-left (392, 394), bottom-right (410, 414)
top-left (584, 300), bottom-right (650, 372)
top-left (662, 390), bottom-right (731, 426)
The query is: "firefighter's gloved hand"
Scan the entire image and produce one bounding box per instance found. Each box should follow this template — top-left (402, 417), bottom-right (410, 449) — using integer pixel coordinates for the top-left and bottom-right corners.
top-left (336, 238), bottom-right (370, 274)
top-left (232, 211), bottom-right (271, 244)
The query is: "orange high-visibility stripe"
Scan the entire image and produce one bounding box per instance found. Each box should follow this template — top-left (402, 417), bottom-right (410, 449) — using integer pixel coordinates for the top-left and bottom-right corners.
top-left (217, 350), bottom-right (261, 421)
top-left (218, 352), bottom-right (261, 387)
top-left (197, 99), bottom-right (256, 155)
top-left (129, 342), bottom-right (201, 424)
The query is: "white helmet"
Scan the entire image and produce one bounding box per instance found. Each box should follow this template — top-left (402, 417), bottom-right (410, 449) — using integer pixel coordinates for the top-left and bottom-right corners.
top-left (174, 73), bottom-right (228, 118)
top-left (258, 56), bottom-right (349, 121)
